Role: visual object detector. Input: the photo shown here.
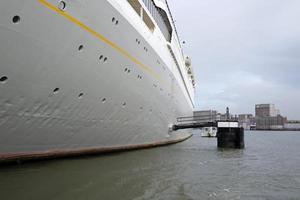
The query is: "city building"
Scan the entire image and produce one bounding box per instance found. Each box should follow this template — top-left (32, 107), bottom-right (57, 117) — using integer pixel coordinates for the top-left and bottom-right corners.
top-left (238, 114), bottom-right (255, 130)
top-left (255, 115), bottom-right (287, 130)
top-left (194, 105), bottom-right (293, 131)
top-left (216, 113), bottom-right (229, 121)
top-left (284, 120), bottom-right (300, 130)
top-left (255, 104), bottom-right (279, 117)
top-left (215, 107), bottom-right (235, 121)
top-left (255, 104), bottom-right (287, 130)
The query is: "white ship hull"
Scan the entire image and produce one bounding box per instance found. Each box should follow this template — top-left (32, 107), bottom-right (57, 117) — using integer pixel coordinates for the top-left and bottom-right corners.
top-left (0, 0), bottom-right (194, 161)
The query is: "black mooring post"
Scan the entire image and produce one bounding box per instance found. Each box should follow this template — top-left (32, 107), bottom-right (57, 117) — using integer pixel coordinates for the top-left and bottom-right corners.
top-left (217, 122), bottom-right (244, 149)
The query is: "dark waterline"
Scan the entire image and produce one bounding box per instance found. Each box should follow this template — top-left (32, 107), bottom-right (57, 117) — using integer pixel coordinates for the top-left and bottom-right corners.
top-left (0, 131), bottom-right (300, 200)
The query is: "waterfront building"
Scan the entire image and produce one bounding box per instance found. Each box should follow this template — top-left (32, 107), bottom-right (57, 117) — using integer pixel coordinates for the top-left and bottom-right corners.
top-left (216, 113), bottom-right (226, 121)
top-left (284, 120), bottom-right (300, 130)
top-left (255, 115), bottom-right (287, 130)
top-left (238, 114), bottom-right (254, 130)
top-left (255, 104), bottom-right (279, 117)
top-left (255, 104), bottom-right (287, 130)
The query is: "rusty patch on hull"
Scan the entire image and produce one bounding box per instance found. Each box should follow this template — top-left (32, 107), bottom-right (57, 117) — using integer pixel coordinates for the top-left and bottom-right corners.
top-left (0, 134), bottom-right (192, 164)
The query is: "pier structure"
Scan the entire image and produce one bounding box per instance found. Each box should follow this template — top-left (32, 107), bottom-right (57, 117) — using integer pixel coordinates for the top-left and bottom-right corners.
top-left (172, 114), bottom-right (244, 149)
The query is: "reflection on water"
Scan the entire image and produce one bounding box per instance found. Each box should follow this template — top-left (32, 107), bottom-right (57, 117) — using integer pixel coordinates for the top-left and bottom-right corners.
top-left (1, 131), bottom-right (300, 200)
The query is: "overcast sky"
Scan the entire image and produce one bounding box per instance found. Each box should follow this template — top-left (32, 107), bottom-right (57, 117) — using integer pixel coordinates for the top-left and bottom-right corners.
top-left (169, 0), bottom-right (300, 119)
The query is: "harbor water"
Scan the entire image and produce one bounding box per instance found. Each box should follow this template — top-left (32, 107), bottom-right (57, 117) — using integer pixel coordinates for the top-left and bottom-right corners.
top-left (1, 131), bottom-right (300, 200)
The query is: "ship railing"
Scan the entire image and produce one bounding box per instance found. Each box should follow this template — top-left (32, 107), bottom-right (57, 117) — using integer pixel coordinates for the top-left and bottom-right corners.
top-left (127, 0), bottom-right (172, 42)
top-left (141, 0), bottom-right (172, 41)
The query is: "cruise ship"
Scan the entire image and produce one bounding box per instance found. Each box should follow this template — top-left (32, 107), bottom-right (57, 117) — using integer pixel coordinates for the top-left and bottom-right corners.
top-left (0, 0), bottom-right (195, 162)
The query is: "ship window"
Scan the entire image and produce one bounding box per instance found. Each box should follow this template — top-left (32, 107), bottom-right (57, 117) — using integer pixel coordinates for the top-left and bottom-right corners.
top-left (99, 55), bottom-right (103, 60)
top-left (127, 0), bottom-right (155, 32)
top-left (0, 76), bottom-right (8, 83)
top-left (78, 45), bottom-right (84, 51)
top-left (58, 1), bottom-right (66, 11)
top-left (101, 98), bottom-right (106, 103)
top-left (53, 88), bottom-right (60, 93)
top-left (78, 93), bottom-right (84, 98)
top-left (112, 17), bottom-right (119, 25)
top-left (142, 11), bottom-right (155, 32)
top-left (124, 67), bottom-right (131, 73)
top-left (127, 0), bottom-right (142, 16)
top-left (12, 16), bottom-right (20, 24)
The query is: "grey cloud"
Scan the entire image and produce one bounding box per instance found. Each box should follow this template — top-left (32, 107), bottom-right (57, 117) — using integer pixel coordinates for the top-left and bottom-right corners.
top-left (169, 0), bottom-right (300, 119)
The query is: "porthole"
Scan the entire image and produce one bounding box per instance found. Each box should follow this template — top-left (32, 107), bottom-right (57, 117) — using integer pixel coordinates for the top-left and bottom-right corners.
top-left (78, 45), bottom-right (84, 51)
top-left (103, 57), bottom-right (107, 62)
top-left (101, 98), bottom-right (106, 103)
top-left (99, 55), bottom-right (103, 60)
top-left (53, 88), bottom-right (60, 94)
top-left (58, 1), bottom-right (66, 11)
top-left (78, 93), bottom-right (84, 98)
top-left (0, 76), bottom-right (8, 83)
top-left (12, 16), bottom-right (20, 24)
top-left (127, 69), bottom-right (131, 73)
top-left (122, 102), bottom-right (126, 107)
top-left (135, 39), bottom-right (141, 44)
top-left (112, 17), bottom-right (115, 22)
top-left (115, 20), bottom-right (119, 25)
top-left (124, 68), bottom-right (128, 72)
